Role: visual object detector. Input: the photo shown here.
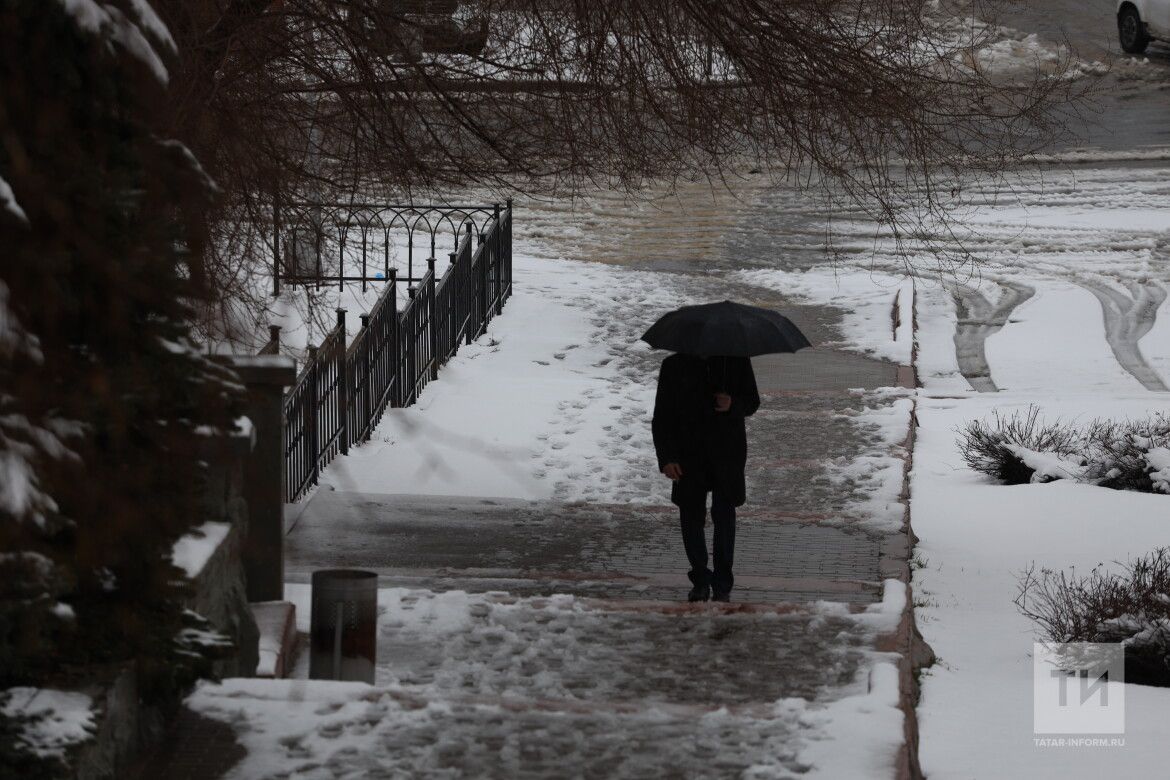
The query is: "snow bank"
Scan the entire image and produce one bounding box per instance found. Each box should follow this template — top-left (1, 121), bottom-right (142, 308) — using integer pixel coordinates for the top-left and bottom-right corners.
top-left (0, 688), bottom-right (95, 759)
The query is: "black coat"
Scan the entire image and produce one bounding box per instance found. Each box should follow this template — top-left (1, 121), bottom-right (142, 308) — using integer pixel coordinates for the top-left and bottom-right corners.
top-left (652, 354), bottom-right (760, 507)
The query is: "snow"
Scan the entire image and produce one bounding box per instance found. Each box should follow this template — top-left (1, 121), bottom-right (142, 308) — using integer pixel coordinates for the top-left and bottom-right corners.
top-left (0, 280), bottom-right (42, 363)
top-left (1002, 444), bottom-right (1086, 483)
top-left (983, 282), bottom-right (1146, 394)
top-left (58, 0), bottom-right (170, 84)
top-left (814, 396), bottom-right (915, 533)
top-left (0, 448), bottom-right (53, 522)
top-left (192, 415), bottom-right (254, 445)
top-left (0, 411), bottom-right (80, 529)
top-left (0, 688), bottom-right (95, 759)
top-left (913, 395), bottom-right (1170, 778)
top-left (125, 0), bottom-right (175, 54)
top-left (1145, 447), bottom-right (1170, 494)
top-left (191, 586), bottom-right (906, 779)
top-left (737, 269), bottom-right (914, 365)
top-left (964, 33), bottom-right (1099, 80)
top-left (792, 661), bottom-right (904, 780)
top-left (898, 172), bottom-right (1170, 775)
top-left (51, 602), bottom-right (75, 620)
top-left (170, 521), bottom-right (231, 579)
top-left (713, 152), bottom-right (1170, 774)
top-left (321, 250), bottom-right (688, 504)
top-left (0, 174), bottom-right (27, 223)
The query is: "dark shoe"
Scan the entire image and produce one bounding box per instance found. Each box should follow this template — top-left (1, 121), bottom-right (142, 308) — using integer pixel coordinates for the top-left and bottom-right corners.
top-left (688, 584), bottom-right (710, 603)
top-left (711, 589), bottom-right (731, 603)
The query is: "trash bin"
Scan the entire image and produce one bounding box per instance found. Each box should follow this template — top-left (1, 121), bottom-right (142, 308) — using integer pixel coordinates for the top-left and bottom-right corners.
top-left (309, 569), bottom-right (377, 683)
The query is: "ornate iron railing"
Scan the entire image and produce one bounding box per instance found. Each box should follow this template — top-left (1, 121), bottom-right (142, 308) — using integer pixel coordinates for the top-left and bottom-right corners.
top-left (280, 200), bottom-right (513, 502)
top-left (273, 200), bottom-right (504, 294)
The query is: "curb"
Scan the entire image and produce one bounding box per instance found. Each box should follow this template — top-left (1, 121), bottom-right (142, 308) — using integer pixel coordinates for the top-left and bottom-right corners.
top-left (885, 280), bottom-right (935, 780)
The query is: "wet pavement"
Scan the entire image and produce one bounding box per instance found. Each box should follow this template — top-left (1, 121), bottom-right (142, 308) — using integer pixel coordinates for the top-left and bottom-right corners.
top-left (269, 325), bottom-right (913, 777)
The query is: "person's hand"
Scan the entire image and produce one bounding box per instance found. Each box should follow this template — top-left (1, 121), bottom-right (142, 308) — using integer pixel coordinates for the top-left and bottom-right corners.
top-left (714, 393), bottom-right (732, 413)
top-left (662, 463), bottom-right (683, 481)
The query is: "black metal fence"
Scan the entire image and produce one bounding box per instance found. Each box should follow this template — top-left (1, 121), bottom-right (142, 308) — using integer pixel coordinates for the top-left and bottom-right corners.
top-left (274, 201), bottom-right (505, 294)
top-left (280, 201), bottom-right (513, 502)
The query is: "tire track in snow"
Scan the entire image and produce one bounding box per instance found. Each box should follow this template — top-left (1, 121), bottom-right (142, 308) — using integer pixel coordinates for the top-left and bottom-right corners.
top-left (949, 280), bottom-right (1035, 392)
top-left (1077, 277), bottom-right (1169, 392)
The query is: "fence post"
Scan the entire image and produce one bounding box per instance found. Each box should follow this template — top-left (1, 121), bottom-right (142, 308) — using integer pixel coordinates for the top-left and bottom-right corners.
top-left (228, 356), bottom-right (296, 602)
top-left (478, 230), bottom-right (488, 338)
top-left (493, 203), bottom-right (502, 316)
top-left (336, 309), bottom-right (348, 456)
top-left (389, 269), bottom-right (401, 407)
top-left (427, 258), bottom-right (438, 381)
top-left (307, 345), bottom-right (319, 488)
top-left (273, 193), bottom-right (282, 297)
top-left (465, 224), bottom-right (475, 346)
top-left (506, 198), bottom-right (513, 300)
top-left (359, 313), bottom-right (370, 439)
top-left (448, 251), bottom-right (457, 356)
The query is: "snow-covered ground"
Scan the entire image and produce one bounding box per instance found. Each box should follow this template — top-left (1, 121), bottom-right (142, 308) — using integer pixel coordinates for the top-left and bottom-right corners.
top-left (881, 165), bottom-right (1170, 776)
top-left (188, 583), bottom-right (910, 780)
top-left (320, 248), bottom-right (691, 504)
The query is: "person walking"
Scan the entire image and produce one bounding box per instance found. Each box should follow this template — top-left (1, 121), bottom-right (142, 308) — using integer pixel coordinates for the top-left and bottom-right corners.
top-left (652, 353), bottom-right (760, 602)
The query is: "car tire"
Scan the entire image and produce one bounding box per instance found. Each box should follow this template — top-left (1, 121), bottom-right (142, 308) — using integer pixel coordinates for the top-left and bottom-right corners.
top-left (1119, 5), bottom-right (1150, 54)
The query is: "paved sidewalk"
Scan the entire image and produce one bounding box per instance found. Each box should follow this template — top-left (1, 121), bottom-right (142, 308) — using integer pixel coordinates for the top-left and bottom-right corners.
top-left (148, 186), bottom-right (923, 778)
top-left (148, 346), bottom-right (916, 779)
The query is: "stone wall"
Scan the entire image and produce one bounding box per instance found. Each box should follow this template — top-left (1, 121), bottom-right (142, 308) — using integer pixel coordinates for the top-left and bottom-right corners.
top-left (191, 433), bottom-right (260, 679)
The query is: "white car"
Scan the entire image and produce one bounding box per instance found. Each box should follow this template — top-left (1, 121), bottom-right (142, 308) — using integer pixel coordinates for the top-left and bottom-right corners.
top-left (1118, 1), bottom-right (1170, 53)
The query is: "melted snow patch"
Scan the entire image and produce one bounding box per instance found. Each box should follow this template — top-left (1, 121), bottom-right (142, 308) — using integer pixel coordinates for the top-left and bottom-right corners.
top-left (1, 688), bottom-right (95, 759)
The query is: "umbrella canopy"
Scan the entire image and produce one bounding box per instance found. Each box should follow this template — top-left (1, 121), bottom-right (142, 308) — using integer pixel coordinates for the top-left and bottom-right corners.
top-left (640, 300), bottom-right (811, 357)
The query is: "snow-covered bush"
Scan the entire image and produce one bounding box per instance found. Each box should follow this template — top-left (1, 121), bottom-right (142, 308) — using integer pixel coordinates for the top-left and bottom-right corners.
top-left (958, 410), bottom-right (1170, 493)
top-left (1016, 550), bottom-right (1170, 687)
top-left (956, 407), bottom-right (1085, 485)
top-left (1085, 415), bottom-right (1170, 494)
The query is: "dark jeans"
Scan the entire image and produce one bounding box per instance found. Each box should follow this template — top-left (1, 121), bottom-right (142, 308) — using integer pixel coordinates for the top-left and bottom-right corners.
top-left (679, 491), bottom-right (736, 594)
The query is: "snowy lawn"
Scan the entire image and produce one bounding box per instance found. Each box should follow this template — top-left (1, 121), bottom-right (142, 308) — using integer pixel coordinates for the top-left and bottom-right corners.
top-left (905, 231), bottom-right (1170, 775)
top-left (913, 392), bottom-right (1170, 778)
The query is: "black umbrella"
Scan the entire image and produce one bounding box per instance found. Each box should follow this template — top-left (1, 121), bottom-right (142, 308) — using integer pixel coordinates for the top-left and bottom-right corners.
top-left (640, 300), bottom-right (811, 358)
